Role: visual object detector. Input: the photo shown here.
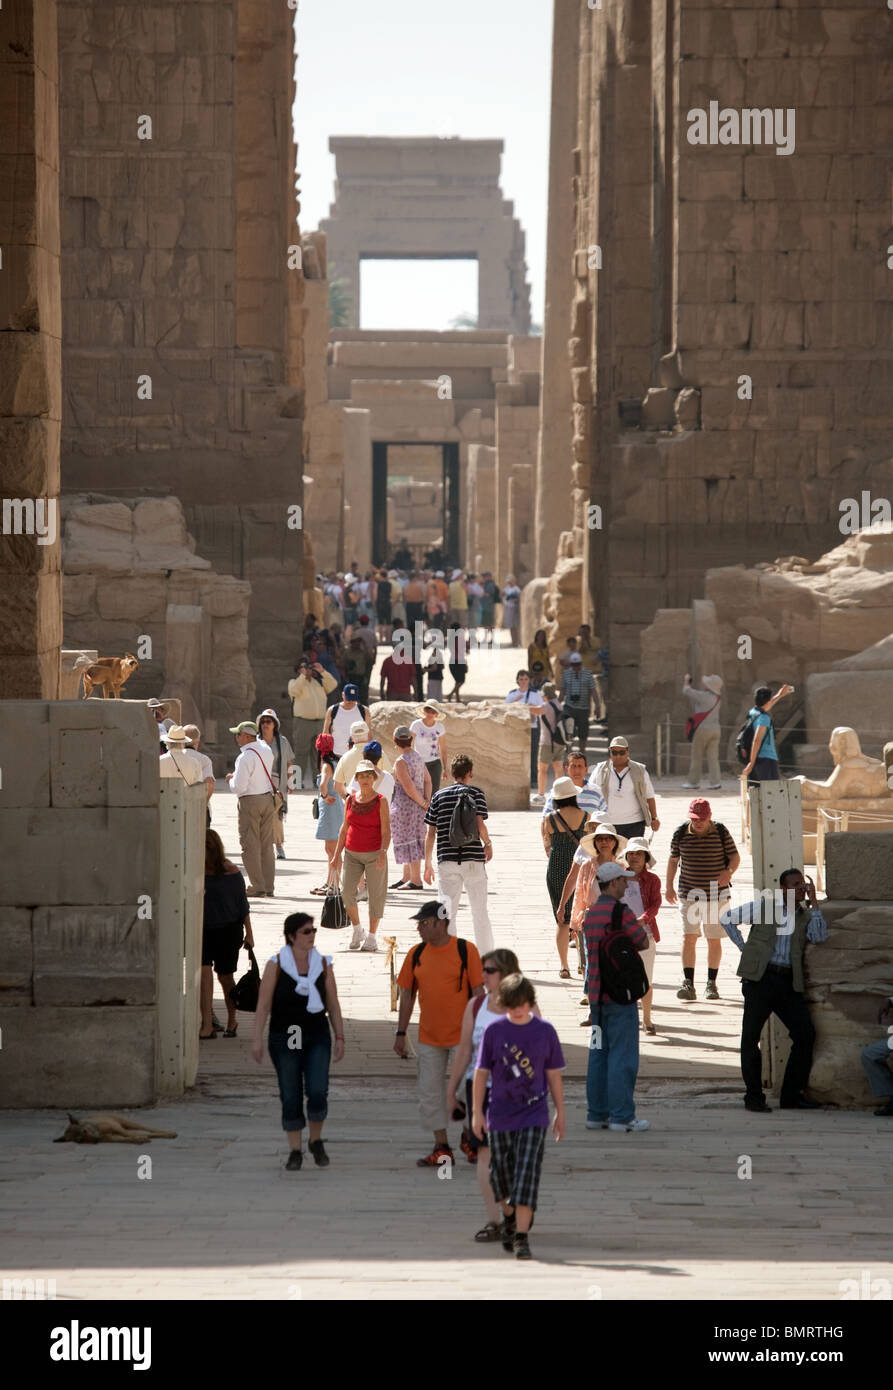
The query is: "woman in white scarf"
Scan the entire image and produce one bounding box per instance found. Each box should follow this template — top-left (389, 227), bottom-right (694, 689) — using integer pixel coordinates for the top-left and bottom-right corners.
top-left (253, 913), bottom-right (345, 1171)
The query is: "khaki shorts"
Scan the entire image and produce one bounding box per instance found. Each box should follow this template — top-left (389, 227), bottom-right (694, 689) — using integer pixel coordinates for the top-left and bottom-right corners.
top-left (537, 740), bottom-right (561, 765)
top-left (679, 892), bottom-right (729, 939)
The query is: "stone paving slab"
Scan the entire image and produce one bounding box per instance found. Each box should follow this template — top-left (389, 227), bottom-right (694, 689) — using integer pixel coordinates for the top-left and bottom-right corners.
top-left (2, 1085), bottom-right (890, 1301)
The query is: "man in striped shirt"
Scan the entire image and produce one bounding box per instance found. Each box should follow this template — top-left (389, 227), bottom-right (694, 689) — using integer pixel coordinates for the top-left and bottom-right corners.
top-left (583, 863), bottom-right (650, 1132)
top-left (666, 798), bottom-right (740, 1002)
top-left (423, 753), bottom-right (494, 954)
top-left (720, 869), bottom-right (827, 1112)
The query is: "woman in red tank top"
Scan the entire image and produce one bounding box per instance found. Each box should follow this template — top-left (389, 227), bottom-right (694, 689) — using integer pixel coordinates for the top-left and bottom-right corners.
top-left (332, 762), bottom-right (391, 952)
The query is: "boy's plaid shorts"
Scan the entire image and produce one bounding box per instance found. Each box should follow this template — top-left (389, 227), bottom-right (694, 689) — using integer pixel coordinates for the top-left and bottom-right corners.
top-left (488, 1126), bottom-right (547, 1211)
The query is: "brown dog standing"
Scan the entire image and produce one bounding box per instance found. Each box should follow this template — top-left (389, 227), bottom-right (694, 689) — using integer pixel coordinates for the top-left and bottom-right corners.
top-left (81, 654), bottom-right (139, 699)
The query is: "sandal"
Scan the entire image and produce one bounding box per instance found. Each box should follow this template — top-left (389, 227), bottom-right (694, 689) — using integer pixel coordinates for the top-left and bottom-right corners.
top-left (222, 1026), bottom-right (238, 1037)
top-left (644, 1023), bottom-right (656, 1035)
top-left (199, 1031), bottom-right (217, 1040)
top-left (474, 1222), bottom-right (501, 1243)
top-left (559, 968), bottom-right (571, 979)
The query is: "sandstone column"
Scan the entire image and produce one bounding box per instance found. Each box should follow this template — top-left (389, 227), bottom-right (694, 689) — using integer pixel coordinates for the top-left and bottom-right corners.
top-left (534, 0), bottom-right (580, 578)
top-left (0, 0), bottom-right (62, 698)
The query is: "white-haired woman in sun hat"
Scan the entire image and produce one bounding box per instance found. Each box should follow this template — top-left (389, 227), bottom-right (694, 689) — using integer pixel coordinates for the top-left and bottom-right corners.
top-left (623, 837), bottom-right (662, 1034)
top-left (558, 823), bottom-right (626, 1006)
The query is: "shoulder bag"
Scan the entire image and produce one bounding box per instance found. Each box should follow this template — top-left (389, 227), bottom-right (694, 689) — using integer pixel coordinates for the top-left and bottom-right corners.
top-left (249, 747), bottom-right (284, 812)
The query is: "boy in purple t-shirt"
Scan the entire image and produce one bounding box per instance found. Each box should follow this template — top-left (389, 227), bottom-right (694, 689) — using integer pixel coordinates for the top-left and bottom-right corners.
top-left (472, 974), bottom-right (565, 1260)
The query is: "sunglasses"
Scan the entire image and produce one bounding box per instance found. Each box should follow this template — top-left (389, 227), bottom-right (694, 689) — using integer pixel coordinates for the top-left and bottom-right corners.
top-left (609, 749), bottom-right (627, 756)
top-left (482, 965), bottom-right (501, 975)
top-left (297, 927), bottom-right (317, 935)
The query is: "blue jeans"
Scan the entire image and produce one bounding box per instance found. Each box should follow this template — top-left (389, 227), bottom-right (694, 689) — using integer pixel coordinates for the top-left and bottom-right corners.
top-left (268, 1028), bottom-right (331, 1131)
top-left (586, 1000), bottom-right (640, 1125)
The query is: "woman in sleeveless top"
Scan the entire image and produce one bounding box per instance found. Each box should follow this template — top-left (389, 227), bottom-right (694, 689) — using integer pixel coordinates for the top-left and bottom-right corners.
top-left (541, 778), bottom-right (588, 978)
top-left (332, 763), bottom-right (390, 952)
top-left (252, 912), bottom-right (345, 1170)
top-left (311, 733), bottom-right (344, 894)
top-left (389, 727), bottom-right (431, 890)
top-left (447, 948), bottom-right (542, 1243)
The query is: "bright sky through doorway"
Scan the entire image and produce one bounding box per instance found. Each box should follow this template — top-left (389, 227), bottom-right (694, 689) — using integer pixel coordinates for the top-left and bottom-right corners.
top-left (360, 259), bottom-right (480, 331)
top-left (292, 0), bottom-right (551, 330)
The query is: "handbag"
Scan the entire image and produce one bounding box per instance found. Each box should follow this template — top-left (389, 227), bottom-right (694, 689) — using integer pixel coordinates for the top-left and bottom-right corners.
top-left (685, 695), bottom-right (720, 742)
top-left (229, 946), bottom-right (261, 1012)
top-left (320, 871), bottom-right (350, 930)
top-left (311, 794), bottom-right (320, 820)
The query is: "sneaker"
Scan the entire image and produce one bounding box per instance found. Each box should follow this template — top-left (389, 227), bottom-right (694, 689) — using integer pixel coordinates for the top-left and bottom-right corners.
top-left (585, 1118), bottom-right (609, 1130)
top-left (276, 846), bottom-right (286, 860)
top-left (308, 1139), bottom-right (329, 1167)
top-left (361, 934), bottom-right (378, 952)
top-left (681, 782), bottom-right (698, 789)
top-left (513, 1233), bottom-right (532, 1260)
top-left (416, 1144), bottom-right (454, 1169)
top-left (356, 888), bottom-right (368, 902)
top-left (874, 1100), bottom-right (893, 1116)
top-left (705, 783), bottom-right (723, 790)
top-left (676, 980), bottom-right (697, 1001)
top-left (609, 1118), bottom-right (650, 1132)
top-left (745, 1097), bottom-right (771, 1113)
top-left (459, 1130), bottom-right (477, 1164)
top-left (704, 980), bottom-right (720, 1000)
top-left (285, 1150), bottom-right (303, 1170)
top-left (349, 925), bottom-right (365, 950)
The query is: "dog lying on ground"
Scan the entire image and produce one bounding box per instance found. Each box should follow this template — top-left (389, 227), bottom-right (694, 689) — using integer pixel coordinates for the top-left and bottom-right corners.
top-left (54, 1113), bottom-right (177, 1144)
top-left (81, 654), bottom-right (139, 699)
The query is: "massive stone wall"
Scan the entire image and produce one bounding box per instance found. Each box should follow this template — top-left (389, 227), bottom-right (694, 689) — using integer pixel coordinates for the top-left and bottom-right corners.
top-left (57, 0), bottom-right (305, 707)
top-left (0, 0), bottom-right (62, 699)
top-left (0, 700), bottom-right (160, 1107)
top-left (540, 0), bottom-right (893, 725)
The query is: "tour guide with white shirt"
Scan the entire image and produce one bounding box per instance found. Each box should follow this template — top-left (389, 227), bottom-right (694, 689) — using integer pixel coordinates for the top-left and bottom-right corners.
top-left (227, 721), bottom-right (276, 897)
top-left (588, 736), bottom-right (659, 838)
top-left (720, 868), bottom-right (828, 1113)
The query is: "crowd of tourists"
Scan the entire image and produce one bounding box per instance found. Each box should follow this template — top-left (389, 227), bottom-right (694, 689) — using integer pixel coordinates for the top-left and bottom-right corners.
top-left (143, 643), bottom-right (891, 1258)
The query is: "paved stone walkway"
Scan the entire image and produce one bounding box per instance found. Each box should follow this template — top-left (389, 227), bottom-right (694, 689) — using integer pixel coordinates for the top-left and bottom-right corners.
top-left (4, 644), bottom-right (891, 1299)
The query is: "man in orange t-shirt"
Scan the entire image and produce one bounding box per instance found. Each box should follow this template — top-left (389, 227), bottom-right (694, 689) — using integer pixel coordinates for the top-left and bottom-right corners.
top-left (395, 899), bottom-right (483, 1168)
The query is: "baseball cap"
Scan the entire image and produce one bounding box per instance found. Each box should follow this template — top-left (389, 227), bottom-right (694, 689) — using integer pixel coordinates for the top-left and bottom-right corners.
top-left (569, 652), bottom-right (582, 664)
top-left (409, 900), bottom-right (450, 922)
top-left (229, 721), bottom-right (258, 736)
top-left (609, 736), bottom-right (629, 749)
top-left (349, 720), bottom-right (369, 740)
top-left (596, 863), bottom-right (635, 884)
top-left (689, 797), bottom-right (712, 820)
top-left (363, 740), bottom-right (382, 759)
top-left (393, 725), bottom-right (413, 740)
top-left (343, 684), bottom-right (359, 700)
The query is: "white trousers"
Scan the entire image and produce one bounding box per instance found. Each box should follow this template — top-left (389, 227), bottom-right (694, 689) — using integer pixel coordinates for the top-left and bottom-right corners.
top-left (436, 859), bottom-right (494, 955)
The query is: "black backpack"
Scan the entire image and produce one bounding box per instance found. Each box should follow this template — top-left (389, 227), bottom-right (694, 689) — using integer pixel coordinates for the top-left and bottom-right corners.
top-left (598, 901), bottom-right (649, 1005)
top-left (672, 821), bottom-right (731, 868)
top-left (735, 713), bottom-right (757, 765)
top-left (412, 937), bottom-right (472, 997)
top-left (448, 787), bottom-right (479, 852)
